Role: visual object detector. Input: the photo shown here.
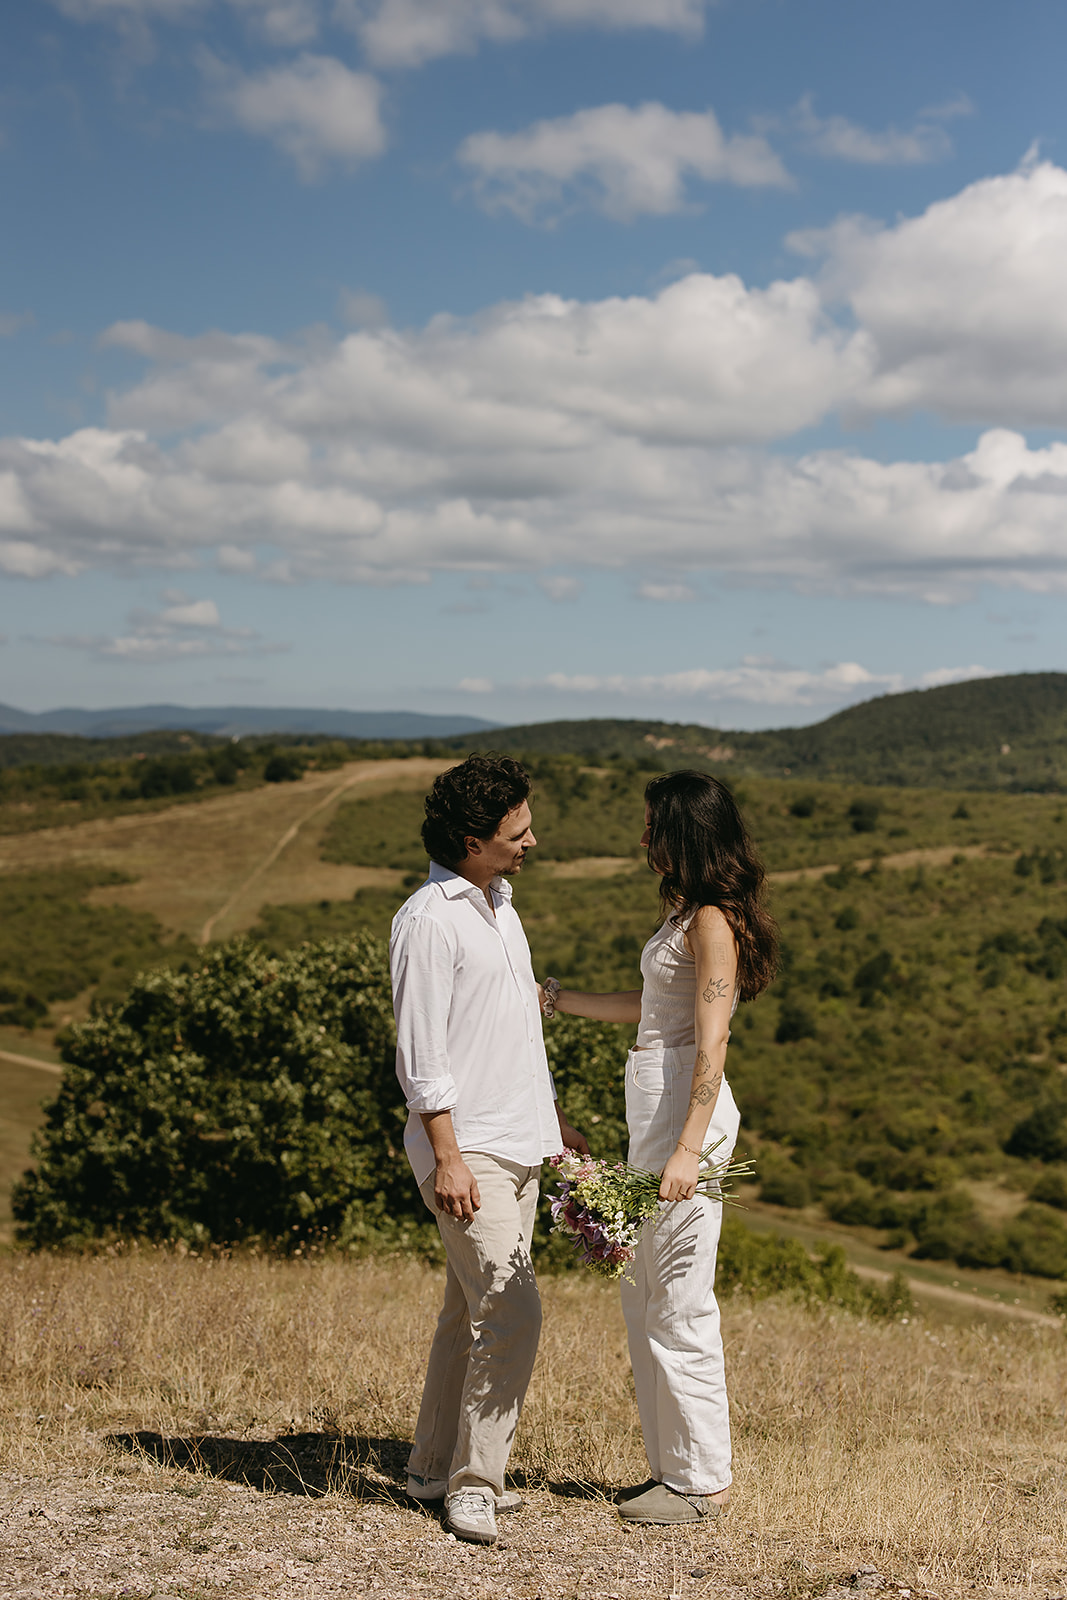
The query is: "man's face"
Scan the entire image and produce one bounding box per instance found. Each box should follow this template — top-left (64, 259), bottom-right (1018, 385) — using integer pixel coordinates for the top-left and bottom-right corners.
top-left (471, 799), bottom-right (536, 878)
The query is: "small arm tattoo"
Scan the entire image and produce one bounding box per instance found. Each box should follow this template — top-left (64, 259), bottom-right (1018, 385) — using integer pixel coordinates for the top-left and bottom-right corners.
top-left (702, 976), bottom-right (731, 1002)
top-left (712, 942), bottom-right (729, 963)
top-left (688, 1049), bottom-right (723, 1113)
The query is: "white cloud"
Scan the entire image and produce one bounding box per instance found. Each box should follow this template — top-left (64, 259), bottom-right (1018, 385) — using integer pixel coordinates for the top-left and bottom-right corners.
top-left (538, 575), bottom-right (582, 601)
top-left (227, 0), bottom-right (320, 44)
top-left (794, 159), bottom-right (1067, 426)
top-left (203, 53), bottom-right (386, 178)
top-left (337, 287), bottom-right (390, 328)
top-left (339, 0), bottom-right (708, 70)
top-left (48, 592), bottom-right (285, 661)
top-left (459, 676), bottom-right (494, 692)
top-left (459, 103), bottom-right (789, 222)
top-left (638, 581), bottom-right (698, 602)
top-left (7, 163), bottom-right (1067, 599)
top-left (537, 661), bottom-right (995, 707)
top-left (792, 93), bottom-right (971, 166)
top-left (158, 596), bottom-right (222, 625)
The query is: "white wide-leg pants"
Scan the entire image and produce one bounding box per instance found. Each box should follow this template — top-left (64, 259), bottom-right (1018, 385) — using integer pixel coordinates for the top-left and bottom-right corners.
top-left (620, 1045), bottom-right (741, 1496)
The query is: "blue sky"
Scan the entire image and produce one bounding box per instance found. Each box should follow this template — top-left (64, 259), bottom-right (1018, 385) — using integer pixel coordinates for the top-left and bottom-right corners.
top-left (1, 0), bottom-right (1066, 728)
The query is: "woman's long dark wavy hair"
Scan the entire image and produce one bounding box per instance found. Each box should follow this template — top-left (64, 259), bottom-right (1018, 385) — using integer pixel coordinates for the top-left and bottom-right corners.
top-left (645, 769), bottom-right (778, 1001)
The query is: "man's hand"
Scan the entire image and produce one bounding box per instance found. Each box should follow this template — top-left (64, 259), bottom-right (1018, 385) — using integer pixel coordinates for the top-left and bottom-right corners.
top-left (434, 1154), bottom-right (481, 1221)
top-left (556, 1111), bottom-right (590, 1157)
top-left (659, 1147), bottom-right (699, 1203)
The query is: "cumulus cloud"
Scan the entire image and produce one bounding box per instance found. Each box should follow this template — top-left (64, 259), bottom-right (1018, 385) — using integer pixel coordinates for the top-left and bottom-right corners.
top-left (5, 162), bottom-right (1067, 598)
top-left (792, 93), bottom-right (971, 166)
top-left (459, 102), bottom-right (789, 222)
top-left (338, 0), bottom-right (709, 70)
top-left (203, 53), bottom-right (385, 178)
top-left (794, 159), bottom-right (1067, 425)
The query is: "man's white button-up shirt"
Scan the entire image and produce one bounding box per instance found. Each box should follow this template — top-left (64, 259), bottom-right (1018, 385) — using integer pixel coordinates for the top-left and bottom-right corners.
top-left (390, 860), bottom-right (560, 1186)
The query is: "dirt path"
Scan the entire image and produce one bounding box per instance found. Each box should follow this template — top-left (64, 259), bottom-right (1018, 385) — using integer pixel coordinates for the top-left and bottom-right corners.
top-left (0, 1048), bottom-right (61, 1076)
top-left (769, 842), bottom-right (999, 884)
top-left (197, 764), bottom-right (415, 944)
top-left (0, 758), bottom-right (448, 943)
top-left (849, 1261), bottom-right (1062, 1328)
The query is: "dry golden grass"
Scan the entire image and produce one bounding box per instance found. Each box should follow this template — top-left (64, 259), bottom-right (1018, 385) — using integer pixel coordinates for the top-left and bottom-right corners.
top-left (0, 758), bottom-right (448, 947)
top-left (2, 1251), bottom-right (1065, 1600)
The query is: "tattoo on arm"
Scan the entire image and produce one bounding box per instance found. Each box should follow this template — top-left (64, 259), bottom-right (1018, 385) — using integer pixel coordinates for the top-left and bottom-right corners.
top-left (688, 1048), bottom-right (723, 1113)
top-left (702, 976), bottom-right (731, 1002)
top-left (712, 942), bottom-right (729, 964)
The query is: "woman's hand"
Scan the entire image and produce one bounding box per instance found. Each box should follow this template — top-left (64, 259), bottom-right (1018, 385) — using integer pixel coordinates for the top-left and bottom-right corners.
top-left (659, 1146), bottom-right (700, 1203)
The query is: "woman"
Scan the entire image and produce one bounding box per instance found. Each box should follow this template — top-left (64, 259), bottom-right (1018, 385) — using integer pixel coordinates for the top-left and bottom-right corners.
top-left (541, 770), bottom-right (777, 1525)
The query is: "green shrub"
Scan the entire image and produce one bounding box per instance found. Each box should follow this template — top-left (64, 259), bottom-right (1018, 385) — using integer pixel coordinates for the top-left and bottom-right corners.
top-left (757, 1157), bottom-right (811, 1209)
top-left (263, 752), bottom-right (306, 783)
top-left (716, 1220), bottom-right (913, 1319)
top-left (1001, 1205), bottom-right (1067, 1279)
top-left (12, 936), bottom-right (405, 1249)
top-left (1005, 1097), bottom-right (1067, 1162)
top-left (1030, 1168), bottom-right (1067, 1211)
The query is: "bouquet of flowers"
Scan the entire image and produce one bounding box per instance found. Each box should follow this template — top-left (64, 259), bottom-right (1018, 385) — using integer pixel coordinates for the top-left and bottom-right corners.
top-left (548, 1140), bottom-right (755, 1280)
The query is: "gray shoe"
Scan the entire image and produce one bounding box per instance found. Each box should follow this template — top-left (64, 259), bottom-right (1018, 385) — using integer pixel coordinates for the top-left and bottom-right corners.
top-left (446, 1486), bottom-right (498, 1544)
top-left (408, 1474), bottom-right (521, 1512)
top-left (618, 1482), bottom-right (724, 1524)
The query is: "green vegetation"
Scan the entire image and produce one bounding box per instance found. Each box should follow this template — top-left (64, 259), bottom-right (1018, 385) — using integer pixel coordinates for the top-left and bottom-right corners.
top-left (0, 867), bottom-right (195, 1027)
top-left (13, 937), bottom-right (404, 1249)
top-left (257, 764), bottom-right (1067, 1283)
top-left (6, 720), bottom-right (1067, 1293)
top-left (321, 754), bottom-right (1065, 875)
top-left (0, 735), bottom-right (370, 837)
top-left (12, 933), bottom-right (911, 1317)
top-left (453, 671), bottom-right (1067, 791)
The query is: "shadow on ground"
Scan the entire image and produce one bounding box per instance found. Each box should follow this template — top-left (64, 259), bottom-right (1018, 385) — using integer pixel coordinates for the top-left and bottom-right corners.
top-left (106, 1430), bottom-right (414, 1501)
top-left (106, 1429), bottom-right (611, 1505)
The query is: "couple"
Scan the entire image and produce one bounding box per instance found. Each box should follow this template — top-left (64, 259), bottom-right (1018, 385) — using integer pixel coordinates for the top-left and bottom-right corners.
top-left (389, 754), bottom-right (777, 1545)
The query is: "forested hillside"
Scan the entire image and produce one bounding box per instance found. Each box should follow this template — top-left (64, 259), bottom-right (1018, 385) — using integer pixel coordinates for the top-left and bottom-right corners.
top-left (454, 672), bottom-right (1067, 791)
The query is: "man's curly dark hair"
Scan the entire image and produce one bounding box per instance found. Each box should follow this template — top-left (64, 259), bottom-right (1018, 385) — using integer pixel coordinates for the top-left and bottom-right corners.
top-left (422, 754), bottom-right (531, 869)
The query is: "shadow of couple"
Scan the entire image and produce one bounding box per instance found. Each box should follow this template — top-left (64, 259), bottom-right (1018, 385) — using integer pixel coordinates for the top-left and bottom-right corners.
top-left (105, 1428), bottom-right (605, 1504)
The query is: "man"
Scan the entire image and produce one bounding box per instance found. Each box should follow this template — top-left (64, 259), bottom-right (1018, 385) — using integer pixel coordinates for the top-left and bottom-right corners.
top-left (390, 753), bottom-right (588, 1546)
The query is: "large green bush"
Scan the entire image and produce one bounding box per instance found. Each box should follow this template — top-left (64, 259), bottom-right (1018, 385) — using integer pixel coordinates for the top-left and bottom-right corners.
top-left (13, 937), bottom-right (405, 1248)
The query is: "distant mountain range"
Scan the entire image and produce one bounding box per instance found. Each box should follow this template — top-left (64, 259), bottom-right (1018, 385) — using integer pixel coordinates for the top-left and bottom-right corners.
top-left (0, 703), bottom-right (499, 741)
top-left (0, 673), bottom-right (1064, 789)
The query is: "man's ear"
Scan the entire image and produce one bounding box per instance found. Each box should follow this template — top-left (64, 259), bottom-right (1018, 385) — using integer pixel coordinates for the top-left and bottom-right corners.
top-left (464, 836), bottom-right (483, 857)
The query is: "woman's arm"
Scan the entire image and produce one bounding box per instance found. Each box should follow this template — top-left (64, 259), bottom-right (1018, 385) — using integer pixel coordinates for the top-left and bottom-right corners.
top-left (657, 906), bottom-right (738, 1202)
top-left (540, 982), bottom-right (643, 1026)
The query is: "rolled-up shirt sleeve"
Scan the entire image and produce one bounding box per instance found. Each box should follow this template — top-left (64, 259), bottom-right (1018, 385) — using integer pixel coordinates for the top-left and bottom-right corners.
top-left (391, 913), bottom-right (459, 1114)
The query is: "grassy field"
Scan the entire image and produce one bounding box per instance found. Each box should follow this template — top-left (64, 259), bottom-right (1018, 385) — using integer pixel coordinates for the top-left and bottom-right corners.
top-left (2, 1249), bottom-right (1066, 1600)
top-left (0, 756), bottom-right (446, 946)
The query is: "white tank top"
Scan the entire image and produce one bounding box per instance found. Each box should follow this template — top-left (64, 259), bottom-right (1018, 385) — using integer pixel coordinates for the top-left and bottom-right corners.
top-left (635, 912), bottom-right (738, 1051)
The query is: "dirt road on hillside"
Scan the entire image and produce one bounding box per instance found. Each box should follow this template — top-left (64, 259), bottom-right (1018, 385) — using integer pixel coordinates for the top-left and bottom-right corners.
top-left (0, 758), bottom-right (450, 944)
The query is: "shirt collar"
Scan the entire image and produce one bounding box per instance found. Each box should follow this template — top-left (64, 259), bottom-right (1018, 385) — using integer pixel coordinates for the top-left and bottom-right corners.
top-left (428, 859), bottom-right (514, 902)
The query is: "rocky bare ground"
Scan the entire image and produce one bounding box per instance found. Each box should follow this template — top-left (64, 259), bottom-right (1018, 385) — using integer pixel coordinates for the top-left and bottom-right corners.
top-left (0, 1453), bottom-right (1039, 1600)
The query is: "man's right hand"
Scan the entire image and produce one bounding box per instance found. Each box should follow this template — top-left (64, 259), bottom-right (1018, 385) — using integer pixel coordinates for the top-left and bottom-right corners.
top-left (434, 1156), bottom-right (481, 1221)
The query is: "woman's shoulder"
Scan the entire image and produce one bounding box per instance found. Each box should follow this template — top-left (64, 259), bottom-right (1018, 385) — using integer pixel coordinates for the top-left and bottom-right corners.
top-left (686, 902), bottom-right (732, 935)
top-left (682, 903), bottom-right (734, 955)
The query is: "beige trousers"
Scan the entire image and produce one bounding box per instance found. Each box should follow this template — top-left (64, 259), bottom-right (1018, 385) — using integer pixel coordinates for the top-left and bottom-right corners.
top-left (408, 1153), bottom-right (542, 1496)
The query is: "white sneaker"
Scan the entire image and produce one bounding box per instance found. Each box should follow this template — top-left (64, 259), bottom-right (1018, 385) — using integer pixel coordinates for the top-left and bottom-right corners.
top-left (445, 1486), bottom-right (498, 1545)
top-left (408, 1475), bottom-right (521, 1512)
